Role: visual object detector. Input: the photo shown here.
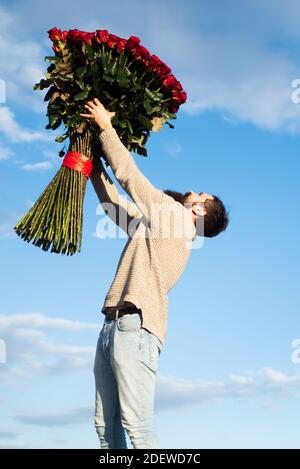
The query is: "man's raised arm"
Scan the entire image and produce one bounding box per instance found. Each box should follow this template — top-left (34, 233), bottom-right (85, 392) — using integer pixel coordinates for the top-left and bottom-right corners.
top-left (90, 156), bottom-right (143, 236)
top-left (80, 98), bottom-right (186, 235)
top-left (98, 127), bottom-right (171, 230)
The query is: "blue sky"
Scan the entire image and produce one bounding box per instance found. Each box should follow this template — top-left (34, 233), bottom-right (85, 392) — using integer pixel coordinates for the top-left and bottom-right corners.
top-left (0, 0), bottom-right (300, 449)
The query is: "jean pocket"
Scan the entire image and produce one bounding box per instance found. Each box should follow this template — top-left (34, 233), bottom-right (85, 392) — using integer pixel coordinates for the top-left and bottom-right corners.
top-left (141, 332), bottom-right (161, 374)
top-left (117, 312), bottom-right (142, 332)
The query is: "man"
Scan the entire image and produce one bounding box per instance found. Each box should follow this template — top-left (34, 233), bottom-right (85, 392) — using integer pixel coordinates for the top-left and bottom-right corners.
top-left (80, 98), bottom-right (229, 449)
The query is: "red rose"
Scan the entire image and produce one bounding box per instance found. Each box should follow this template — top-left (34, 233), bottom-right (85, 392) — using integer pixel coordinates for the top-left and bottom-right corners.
top-left (48, 27), bottom-right (61, 42)
top-left (52, 44), bottom-right (61, 52)
top-left (171, 89), bottom-right (187, 104)
top-left (68, 29), bottom-right (83, 43)
top-left (48, 27), bottom-right (68, 44)
top-left (95, 29), bottom-right (110, 44)
top-left (140, 46), bottom-right (150, 61)
top-left (169, 103), bottom-right (179, 113)
top-left (147, 54), bottom-right (162, 73)
top-left (162, 74), bottom-right (177, 89)
top-left (61, 30), bottom-right (68, 42)
top-left (133, 45), bottom-right (150, 62)
top-left (174, 80), bottom-right (183, 92)
top-left (172, 91), bottom-right (182, 103)
top-left (128, 35), bottom-right (140, 45)
top-left (80, 31), bottom-right (94, 45)
top-left (107, 33), bottom-right (120, 48)
top-left (116, 38), bottom-right (127, 53)
top-left (157, 61), bottom-right (171, 78)
top-left (179, 90), bottom-right (187, 103)
top-left (125, 35), bottom-right (141, 52)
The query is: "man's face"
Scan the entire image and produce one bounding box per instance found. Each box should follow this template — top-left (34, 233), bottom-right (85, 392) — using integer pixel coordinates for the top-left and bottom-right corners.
top-left (184, 191), bottom-right (214, 217)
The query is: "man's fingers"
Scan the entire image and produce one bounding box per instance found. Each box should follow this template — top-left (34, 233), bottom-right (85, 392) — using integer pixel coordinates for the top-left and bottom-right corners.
top-left (94, 97), bottom-right (103, 107)
top-left (86, 100), bottom-right (97, 109)
top-left (80, 113), bottom-right (95, 118)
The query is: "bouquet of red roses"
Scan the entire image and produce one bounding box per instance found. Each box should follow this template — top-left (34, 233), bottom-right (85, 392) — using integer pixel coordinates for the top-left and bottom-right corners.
top-left (14, 27), bottom-right (187, 255)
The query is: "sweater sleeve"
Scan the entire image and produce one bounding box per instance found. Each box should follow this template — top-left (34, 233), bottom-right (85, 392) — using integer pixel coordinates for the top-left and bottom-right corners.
top-left (99, 126), bottom-right (187, 235)
top-left (90, 157), bottom-right (143, 236)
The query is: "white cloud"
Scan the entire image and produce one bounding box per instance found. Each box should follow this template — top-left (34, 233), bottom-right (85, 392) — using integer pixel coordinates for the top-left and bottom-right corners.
top-left (21, 161), bottom-right (52, 171)
top-left (264, 367), bottom-right (300, 385)
top-left (42, 149), bottom-right (61, 163)
top-left (229, 373), bottom-right (255, 385)
top-left (0, 107), bottom-right (49, 143)
top-left (0, 145), bottom-right (14, 161)
top-left (151, 28), bottom-right (300, 132)
top-left (0, 6), bottom-right (45, 113)
top-left (155, 368), bottom-right (300, 411)
top-left (1, 1), bottom-right (300, 133)
top-left (8, 365), bottom-right (300, 428)
top-left (0, 313), bottom-right (100, 378)
top-left (0, 211), bottom-right (24, 239)
top-left (163, 141), bottom-right (182, 158)
top-left (139, 0), bottom-right (300, 132)
top-left (15, 406), bottom-right (92, 427)
top-left (0, 313), bottom-right (99, 331)
top-left (1, 312), bottom-right (300, 407)
top-left (0, 430), bottom-right (18, 439)
top-left (1, 311), bottom-right (300, 441)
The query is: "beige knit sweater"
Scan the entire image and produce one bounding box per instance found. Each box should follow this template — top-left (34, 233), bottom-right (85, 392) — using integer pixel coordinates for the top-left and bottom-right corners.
top-left (90, 126), bottom-right (196, 346)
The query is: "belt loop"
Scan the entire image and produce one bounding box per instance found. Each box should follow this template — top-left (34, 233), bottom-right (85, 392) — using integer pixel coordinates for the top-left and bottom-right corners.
top-left (115, 309), bottom-right (119, 320)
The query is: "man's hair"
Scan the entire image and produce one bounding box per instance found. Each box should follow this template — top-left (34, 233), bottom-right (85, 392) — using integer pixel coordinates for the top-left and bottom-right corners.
top-left (163, 190), bottom-right (229, 238)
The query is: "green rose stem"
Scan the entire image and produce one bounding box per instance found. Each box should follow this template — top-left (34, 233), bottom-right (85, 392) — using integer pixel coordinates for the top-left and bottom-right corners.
top-left (14, 128), bottom-right (102, 255)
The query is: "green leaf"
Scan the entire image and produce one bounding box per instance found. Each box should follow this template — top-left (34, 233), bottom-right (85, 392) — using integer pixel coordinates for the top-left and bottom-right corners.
top-left (76, 79), bottom-right (85, 90)
top-left (101, 54), bottom-right (108, 72)
top-left (74, 89), bottom-right (90, 101)
top-left (33, 79), bottom-right (52, 91)
top-left (56, 73), bottom-right (71, 82)
top-left (145, 87), bottom-right (161, 102)
top-left (90, 63), bottom-right (99, 77)
top-left (116, 69), bottom-right (129, 87)
top-left (126, 120), bottom-right (133, 134)
top-left (137, 114), bottom-right (153, 130)
top-left (55, 132), bottom-right (68, 143)
top-left (119, 120), bottom-right (127, 129)
top-left (67, 114), bottom-right (80, 127)
top-left (165, 112), bottom-right (177, 119)
top-left (102, 89), bottom-right (114, 100)
top-left (107, 61), bottom-right (118, 76)
top-left (44, 86), bottom-right (57, 102)
top-left (119, 52), bottom-right (127, 67)
top-left (85, 42), bottom-right (95, 61)
top-left (165, 121), bottom-right (175, 129)
top-left (48, 114), bottom-right (62, 130)
top-left (74, 66), bottom-right (87, 80)
top-left (53, 78), bottom-right (66, 89)
top-left (143, 99), bottom-right (152, 114)
top-left (102, 73), bottom-right (115, 84)
top-left (137, 146), bottom-right (147, 156)
top-left (44, 55), bottom-right (60, 63)
top-left (51, 119), bottom-right (61, 130)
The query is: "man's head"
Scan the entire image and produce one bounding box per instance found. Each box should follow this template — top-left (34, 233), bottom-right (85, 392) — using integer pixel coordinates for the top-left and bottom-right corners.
top-left (163, 189), bottom-right (229, 238)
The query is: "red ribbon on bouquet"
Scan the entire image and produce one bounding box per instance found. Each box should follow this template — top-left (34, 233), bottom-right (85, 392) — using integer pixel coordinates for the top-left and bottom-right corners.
top-left (62, 151), bottom-right (93, 178)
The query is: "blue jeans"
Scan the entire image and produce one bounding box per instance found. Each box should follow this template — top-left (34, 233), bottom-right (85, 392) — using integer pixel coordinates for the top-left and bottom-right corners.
top-left (93, 311), bottom-right (163, 449)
